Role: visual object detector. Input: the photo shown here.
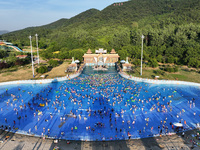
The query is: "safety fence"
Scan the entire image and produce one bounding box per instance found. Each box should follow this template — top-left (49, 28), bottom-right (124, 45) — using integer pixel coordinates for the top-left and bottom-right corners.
top-left (119, 72), bottom-right (200, 87)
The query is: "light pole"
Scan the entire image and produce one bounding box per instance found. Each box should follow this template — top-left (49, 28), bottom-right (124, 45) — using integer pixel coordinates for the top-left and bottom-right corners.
top-left (141, 34), bottom-right (145, 76)
top-left (29, 36), bottom-right (35, 78)
top-left (35, 34), bottom-right (39, 65)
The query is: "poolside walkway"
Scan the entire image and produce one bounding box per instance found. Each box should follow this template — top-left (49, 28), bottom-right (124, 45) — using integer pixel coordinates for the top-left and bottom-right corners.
top-left (119, 71), bottom-right (200, 87)
top-left (0, 129), bottom-right (199, 150)
top-left (0, 64), bottom-right (85, 86)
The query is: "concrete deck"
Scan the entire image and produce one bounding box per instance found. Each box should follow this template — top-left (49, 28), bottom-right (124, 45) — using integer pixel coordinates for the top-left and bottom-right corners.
top-left (0, 129), bottom-right (199, 150)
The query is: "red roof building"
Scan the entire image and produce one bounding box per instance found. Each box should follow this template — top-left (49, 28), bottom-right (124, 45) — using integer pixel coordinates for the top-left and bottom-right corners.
top-left (16, 55), bottom-right (28, 59)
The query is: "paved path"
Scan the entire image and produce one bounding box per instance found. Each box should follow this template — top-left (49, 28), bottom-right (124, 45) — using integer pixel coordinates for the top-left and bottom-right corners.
top-left (0, 129), bottom-right (199, 150)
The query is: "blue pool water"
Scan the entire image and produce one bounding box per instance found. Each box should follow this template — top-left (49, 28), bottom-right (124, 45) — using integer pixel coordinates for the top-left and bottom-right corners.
top-left (0, 66), bottom-right (200, 141)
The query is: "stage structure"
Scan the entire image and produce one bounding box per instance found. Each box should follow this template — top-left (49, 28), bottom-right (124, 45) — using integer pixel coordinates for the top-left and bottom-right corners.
top-left (83, 48), bottom-right (119, 68)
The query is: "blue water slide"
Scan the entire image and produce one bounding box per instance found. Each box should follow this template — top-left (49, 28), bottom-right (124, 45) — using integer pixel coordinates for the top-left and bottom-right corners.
top-left (12, 46), bottom-right (24, 52)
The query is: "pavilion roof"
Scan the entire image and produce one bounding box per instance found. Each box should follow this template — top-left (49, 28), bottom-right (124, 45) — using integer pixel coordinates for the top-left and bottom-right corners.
top-left (83, 54), bottom-right (119, 58)
top-left (110, 49), bottom-right (116, 54)
top-left (86, 48), bottom-right (92, 54)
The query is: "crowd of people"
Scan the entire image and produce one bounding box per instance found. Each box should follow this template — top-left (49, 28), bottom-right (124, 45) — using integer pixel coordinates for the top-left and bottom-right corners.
top-left (0, 67), bottom-right (199, 141)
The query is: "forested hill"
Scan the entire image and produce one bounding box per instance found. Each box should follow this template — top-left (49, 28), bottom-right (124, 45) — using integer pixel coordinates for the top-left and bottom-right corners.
top-left (42, 8), bottom-right (100, 29)
top-left (1, 0), bottom-right (200, 68)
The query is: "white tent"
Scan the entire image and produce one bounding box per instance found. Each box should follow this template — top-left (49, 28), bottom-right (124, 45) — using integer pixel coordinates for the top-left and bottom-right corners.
top-left (40, 75), bottom-right (45, 78)
top-left (75, 60), bottom-right (80, 63)
top-left (173, 122), bottom-right (183, 127)
top-left (120, 60), bottom-right (126, 63)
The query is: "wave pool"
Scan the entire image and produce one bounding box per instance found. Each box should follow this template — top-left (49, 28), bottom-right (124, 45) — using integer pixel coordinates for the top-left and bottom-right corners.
top-left (0, 66), bottom-right (199, 141)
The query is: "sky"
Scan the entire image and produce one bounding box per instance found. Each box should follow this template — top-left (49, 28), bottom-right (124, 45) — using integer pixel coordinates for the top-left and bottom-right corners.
top-left (0, 0), bottom-right (126, 32)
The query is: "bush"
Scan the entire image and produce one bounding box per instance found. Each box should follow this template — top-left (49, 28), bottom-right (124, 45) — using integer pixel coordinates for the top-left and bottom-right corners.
top-left (36, 66), bottom-right (48, 74)
top-left (15, 59), bottom-right (24, 66)
top-left (156, 55), bottom-right (163, 62)
top-left (167, 56), bottom-right (174, 63)
top-left (48, 59), bottom-right (59, 67)
top-left (153, 69), bottom-right (165, 76)
top-left (0, 62), bottom-right (8, 69)
top-left (132, 59), bottom-right (140, 66)
top-left (164, 66), bottom-right (179, 73)
top-left (14, 57), bottom-right (30, 66)
top-left (0, 50), bottom-right (8, 58)
top-left (148, 58), bottom-right (158, 68)
top-left (174, 66), bottom-right (179, 72)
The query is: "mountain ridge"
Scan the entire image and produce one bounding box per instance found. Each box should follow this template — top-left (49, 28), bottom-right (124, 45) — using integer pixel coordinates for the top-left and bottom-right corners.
top-left (0, 30), bottom-right (9, 35)
top-left (1, 0), bottom-right (200, 51)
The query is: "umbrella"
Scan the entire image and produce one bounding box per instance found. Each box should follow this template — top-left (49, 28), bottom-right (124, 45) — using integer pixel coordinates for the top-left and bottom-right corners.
top-left (120, 60), bottom-right (126, 63)
top-left (75, 60), bottom-right (80, 63)
top-left (40, 75), bottom-right (45, 78)
top-left (173, 122), bottom-right (183, 127)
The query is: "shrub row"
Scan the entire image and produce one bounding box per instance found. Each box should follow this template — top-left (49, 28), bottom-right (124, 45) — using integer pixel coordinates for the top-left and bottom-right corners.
top-left (164, 66), bottom-right (178, 73)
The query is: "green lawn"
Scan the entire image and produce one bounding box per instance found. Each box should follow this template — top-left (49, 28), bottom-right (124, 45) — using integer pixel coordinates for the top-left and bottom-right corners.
top-left (128, 66), bottom-right (200, 83)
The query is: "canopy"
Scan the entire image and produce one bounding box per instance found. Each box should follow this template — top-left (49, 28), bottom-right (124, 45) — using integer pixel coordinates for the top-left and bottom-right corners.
top-left (173, 122), bottom-right (183, 127)
top-left (75, 60), bottom-right (80, 63)
top-left (40, 75), bottom-right (45, 78)
top-left (120, 60), bottom-right (126, 63)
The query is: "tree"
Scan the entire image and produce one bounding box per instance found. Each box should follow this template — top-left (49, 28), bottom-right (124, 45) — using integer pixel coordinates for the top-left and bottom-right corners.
top-left (39, 39), bottom-right (47, 49)
top-left (40, 50), bottom-right (54, 59)
top-left (1, 0), bottom-right (200, 70)
top-left (109, 27), bottom-right (130, 49)
top-left (188, 58), bottom-right (197, 68)
top-left (132, 59), bottom-right (141, 66)
top-left (157, 55), bottom-right (163, 62)
top-left (131, 22), bottom-right (139, 29)
top-left (130, 29), bottom-right (142, 46)
top-left (167, 55), bottom-right (174, 63)
top-left (15, 59), bottom-right (24, 66)
top-left (147, 46), bottom-right (157, 58)
top-left (0, 62), bottom-right (8, 69)
top-left (70, 49), bottom-right (84, 61)
top-left (196, 61), bottom-right (200, 68)
top-left (48, 59), bottom-right (59, 67)
top-left (5, 56), bottom-right (17, 67)
top-left (36, 66), bottom-right (48, 74)
top-left (118, 49), bottom-right (128, 60)
top-left (0, 50), bottom-right (8, 58)
top-left (47, 42), bottom-right (60, 52)
top-left (148, 58), bottom-right (158, 68)
top-left (121, 45), bottom-right (141, 59)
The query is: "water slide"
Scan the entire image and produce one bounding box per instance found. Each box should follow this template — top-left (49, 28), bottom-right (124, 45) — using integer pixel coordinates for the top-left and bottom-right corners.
top-left (8, 45), bottom-right (24, 52)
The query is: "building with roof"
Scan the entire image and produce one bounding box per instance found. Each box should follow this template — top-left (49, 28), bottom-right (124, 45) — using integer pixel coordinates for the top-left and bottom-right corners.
top-left (16, 55), bottom-right (28, 59)
top-left (83, 48), bottom-right (119, 66)
top-left (122, 57), bottom-right (132, 71)
top-left (0, 42), bottom-right (5, 46)
top-left (66, 57), bottom-right (77, 72)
